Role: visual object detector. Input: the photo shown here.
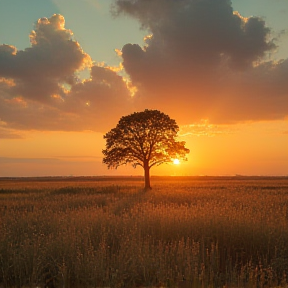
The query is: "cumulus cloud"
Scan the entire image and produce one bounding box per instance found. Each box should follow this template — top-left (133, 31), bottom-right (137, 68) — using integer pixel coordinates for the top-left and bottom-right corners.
top-left (114, 0), bottom-right (288, 124)
top-left (0, 14), bottom-right (132, 133)
top-left (0, 15), bottom-right (90, 102)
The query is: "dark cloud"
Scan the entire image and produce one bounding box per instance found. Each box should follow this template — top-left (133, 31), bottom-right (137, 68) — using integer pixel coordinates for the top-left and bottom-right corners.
top-left (115, 0), bottom-right (275, 68)
top-left (0, 14), bottom-right (132, 133)
top-left (114, 0), bottom-right (288, 124)
top-left (0, 67), bottom-right (132, 132)
top-left (62, 65), bottom-right (133, 130)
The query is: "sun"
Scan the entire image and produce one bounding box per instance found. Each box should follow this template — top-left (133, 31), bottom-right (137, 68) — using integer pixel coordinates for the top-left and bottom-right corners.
top-left (173, 159), bottom-right (180, 165)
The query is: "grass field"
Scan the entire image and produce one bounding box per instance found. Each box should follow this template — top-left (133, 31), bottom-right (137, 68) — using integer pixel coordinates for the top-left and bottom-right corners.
top-left (0, 176), bottom-right (288, 288)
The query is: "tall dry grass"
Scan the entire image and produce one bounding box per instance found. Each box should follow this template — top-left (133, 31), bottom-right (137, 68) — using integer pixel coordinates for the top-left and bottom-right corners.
top-left (0, 177), bottom-right (288, 288)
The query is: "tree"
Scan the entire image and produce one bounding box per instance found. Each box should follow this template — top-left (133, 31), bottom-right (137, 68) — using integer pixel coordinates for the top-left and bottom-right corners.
top-left (102, 109), bottom-right (190, 189)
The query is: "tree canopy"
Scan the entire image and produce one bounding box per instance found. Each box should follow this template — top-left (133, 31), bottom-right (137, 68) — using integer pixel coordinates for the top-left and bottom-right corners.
top-left (102, 109), bottom-right (189, 189)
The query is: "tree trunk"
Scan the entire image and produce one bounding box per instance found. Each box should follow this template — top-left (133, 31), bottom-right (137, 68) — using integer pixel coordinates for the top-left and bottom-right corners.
top-left (144, 162), bottom-right (151, 190)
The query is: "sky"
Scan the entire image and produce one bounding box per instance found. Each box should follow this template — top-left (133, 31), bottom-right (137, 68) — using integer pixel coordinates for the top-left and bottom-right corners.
top-left (0, 0), bottom-right (288, 177)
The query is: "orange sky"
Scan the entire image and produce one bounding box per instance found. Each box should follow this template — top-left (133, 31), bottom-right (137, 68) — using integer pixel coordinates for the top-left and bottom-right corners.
top-left (1, 120), bottom-right (287, 177)
top-left (0, 0), bottom-right (287, 177)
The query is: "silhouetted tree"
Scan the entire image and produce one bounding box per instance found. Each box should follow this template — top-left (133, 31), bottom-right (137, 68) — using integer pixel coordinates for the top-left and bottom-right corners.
top-left (102, 109), bottom-right (190, 189)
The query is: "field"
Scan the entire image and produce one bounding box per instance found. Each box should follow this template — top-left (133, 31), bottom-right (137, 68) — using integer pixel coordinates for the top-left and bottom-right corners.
top-left (0, 176), bottom-right (288, 288)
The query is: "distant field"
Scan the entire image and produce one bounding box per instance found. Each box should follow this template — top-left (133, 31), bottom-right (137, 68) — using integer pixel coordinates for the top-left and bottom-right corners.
top-left (0, 176), bottom-right (288, 288)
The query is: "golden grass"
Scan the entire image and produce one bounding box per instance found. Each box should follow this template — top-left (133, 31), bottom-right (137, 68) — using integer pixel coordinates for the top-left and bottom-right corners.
top-left (0, 177), bottom-right (288, 288)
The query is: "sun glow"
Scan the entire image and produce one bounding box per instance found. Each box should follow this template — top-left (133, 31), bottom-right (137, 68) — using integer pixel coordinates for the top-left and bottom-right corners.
top-left (173, 159), bottom-right (180, 165)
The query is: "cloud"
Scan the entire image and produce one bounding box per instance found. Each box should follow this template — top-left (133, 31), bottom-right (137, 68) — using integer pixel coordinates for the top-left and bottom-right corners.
top-left (55, 156), bottom-right (102, 160)
top-left (64, 65), bottom-right (133, 130)
top-left (179, 120), bottom-right (235, 137)
top-left (0, 157), bottom-right (61, 164)
top-left (114, 0), bottom-right (288, 124)
top-left (0, 15), bottom-right (90, 102)
top-left (0, 14), bottom-right (132, 133)
top-left (0, 156), bottom-right (101, 164)
top-left (0, 127), bottom-right (23, 139)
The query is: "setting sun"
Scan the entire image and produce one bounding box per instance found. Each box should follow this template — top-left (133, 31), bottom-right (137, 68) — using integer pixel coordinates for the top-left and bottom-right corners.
top-left (173, 159), bottom-right (180, 165)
